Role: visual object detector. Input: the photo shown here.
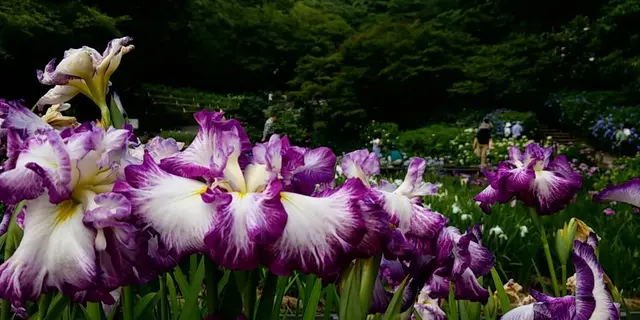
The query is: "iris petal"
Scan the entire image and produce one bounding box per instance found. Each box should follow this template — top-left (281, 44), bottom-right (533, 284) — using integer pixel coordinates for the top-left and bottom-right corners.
top-left (594, 178), bottom-right (640, 208)
top-left (573, 240), bottom-right (619, 320)
top-left (264, 178), bottom-right (367, 277)
top-left (395, 158), bottom-right (438, 197)
top-left (0, 195), bottom-right (97, 303)
top-left (341, 149), bottom-right (379, 185)
top-left (205, 179), bottom-right (287, 270)
top-left (0, 130), bottom-right (71, 204)
top-left (114, 153), bottom-right (218, 267)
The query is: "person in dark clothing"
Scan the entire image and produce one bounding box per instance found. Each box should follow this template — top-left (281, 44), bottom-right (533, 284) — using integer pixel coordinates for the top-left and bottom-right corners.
top-left (473, 119), bottom-right (493, 167)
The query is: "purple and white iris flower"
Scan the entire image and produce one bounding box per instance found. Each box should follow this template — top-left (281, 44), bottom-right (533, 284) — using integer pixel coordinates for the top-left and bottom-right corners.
top-left (594, 178), bottom-right (640, 209)
top-left (412, 286), bottom-right (446, 320)
top-left (0, 105), bottom-right (147, 304)
top-left (428, 225), bottom-right (494, 302)
top-left (341, 151), bottom-right (446, 257)
top-left (371, 225), bottom-right (494, 313)
top-left (474, 143), bottom-right (582, 215)
top-left (115, 110), bottom-right (367, 277)
top-left (502, 235), bottom-right (619, 320)
top-left (36, 37), bottom-right (134, 113)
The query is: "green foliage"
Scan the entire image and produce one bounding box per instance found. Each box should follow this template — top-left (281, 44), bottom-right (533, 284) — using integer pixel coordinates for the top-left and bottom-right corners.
top-left (158, 130), bottom-right (196, 145)
top-left (397, 125), bottom-right (461, 157)
top-left (360, 121), bottom-right (400, 148)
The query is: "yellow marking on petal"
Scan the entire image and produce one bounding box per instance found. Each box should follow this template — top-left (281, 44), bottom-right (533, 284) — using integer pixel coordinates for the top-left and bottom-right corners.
top-left (197, 186), bottom-right (209, 195)
top-left (279, 192), bottom-right (289, 202)
top-left (54, 200), bottom-right (79, 226)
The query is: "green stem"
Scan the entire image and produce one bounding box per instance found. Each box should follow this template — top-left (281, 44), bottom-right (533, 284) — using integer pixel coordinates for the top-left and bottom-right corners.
top-left (205, 259), bottom-right (219, 316)
top-left (0, 300), bottom-right (10, 320)
top-left (159, 275), bottom-right (168, 320)
top-left (561, 264), bottom-right (567, 296)
top-left (86, 302), bottom-right (102, 320)
top-left (122, 286), bottom-right (135, 320)
top-left (99, 103), bottom-right (111, 129)
top-left (242, 271), bottom-right (258, 319)
top-left (38, 293), bottom-right (53, 320)
top-left (529, 210), bottom-right (560, 296)
top-left (359, 254), bottom-right (382, 316)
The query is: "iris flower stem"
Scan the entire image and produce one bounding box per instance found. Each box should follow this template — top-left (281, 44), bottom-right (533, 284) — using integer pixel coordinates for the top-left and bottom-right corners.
top-left (359, 254), bottom-right (382, 316)
top-left (561, 264), bottom-right (567, 296)
top-left (99, 103), bottom-right (111, 129)
top-left (0, 300), bottom-right (9, 320)
top-left (38, 293), bottom-right (53, 319)
top-left (204, 259), bottom-right (219, 316)
top-left (122, 286), bottom-right (135, 320)
top-left (529, 210), bottom-right (560, 296)
top-left (159, 275), bottom-right (168, 320)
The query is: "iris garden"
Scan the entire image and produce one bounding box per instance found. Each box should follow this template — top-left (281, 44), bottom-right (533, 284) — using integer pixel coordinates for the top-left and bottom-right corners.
top-left (0, 37), bottom-right (637, 320)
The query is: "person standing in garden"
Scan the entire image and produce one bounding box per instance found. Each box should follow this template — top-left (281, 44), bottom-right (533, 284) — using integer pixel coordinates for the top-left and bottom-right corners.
top-left (512, 121), bottom-right (524, 139)
top-left (503, 122), bottom-right (512, 137)
top-left (473, 118), bottom-right (493, 168)
top-left (372, 138), bottom-right (382, 158)
top-left (262, 114), bottom-right (277, 141)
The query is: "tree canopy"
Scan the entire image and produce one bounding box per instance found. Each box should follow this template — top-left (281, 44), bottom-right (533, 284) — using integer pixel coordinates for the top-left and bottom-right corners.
top-left (1, 0), bottom-right (639, 147)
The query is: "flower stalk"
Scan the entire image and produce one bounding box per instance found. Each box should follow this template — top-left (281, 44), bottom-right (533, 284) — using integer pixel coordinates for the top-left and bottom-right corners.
top-left (528, 209), bottom-right (559, 296)
top-left (205, 259), bottom-right (219, 316)
top-left (99, 102), bottom-right (112, 129)
top-left (38, 293), bottom-right (52, 319)
top-left (359, 254), bottom-right (382, 316)
top-left (122, 286), bottom-right (135, 320)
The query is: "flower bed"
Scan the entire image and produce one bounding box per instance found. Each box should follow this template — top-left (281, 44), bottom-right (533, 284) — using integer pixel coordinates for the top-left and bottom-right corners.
top-left (547, 91), bottom-right (640, 153)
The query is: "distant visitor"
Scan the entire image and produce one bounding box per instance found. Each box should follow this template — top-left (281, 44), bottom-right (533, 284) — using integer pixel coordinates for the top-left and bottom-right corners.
top-left (262, 114), bottom-right (277, 141)
top-left (512, 121), bottom-right (523, 139)
top-left (473, 118), bottom-right (493, 168)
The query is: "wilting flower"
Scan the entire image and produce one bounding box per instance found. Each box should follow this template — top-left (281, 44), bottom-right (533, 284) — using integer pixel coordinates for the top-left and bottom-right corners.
top-left (502, 238), bottom-right (619, 320)
top-left (594, 178), bottom-right (640, 208)
top-left (116, 110), bottom-right (363, 277)
top-left (0, 105), bottom-right (147, 304)
top-left (36, 37), bottom-right (134, 116)
top-left (474, 143), bottom-right (582, 215)
top-left (566, 274), bottom-right (577, 294)
top-left (41, 103), bottom-right (78, 129)
top-left (603, 208), bottom-right (616, 216)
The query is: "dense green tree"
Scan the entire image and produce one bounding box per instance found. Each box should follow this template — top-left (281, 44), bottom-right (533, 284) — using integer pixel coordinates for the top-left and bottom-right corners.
top-left (1, 0), bottom-right (639, 149)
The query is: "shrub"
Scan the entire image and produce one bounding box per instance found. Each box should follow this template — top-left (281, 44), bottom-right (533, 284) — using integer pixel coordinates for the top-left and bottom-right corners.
top-left (397, 124), bottom-right (461, 157)
top-left (360, 121), bottom-right (400, 148)
top-left (158, 130), bottom-right (196, 145)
